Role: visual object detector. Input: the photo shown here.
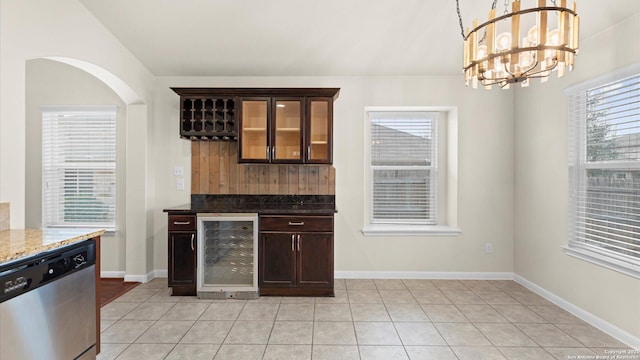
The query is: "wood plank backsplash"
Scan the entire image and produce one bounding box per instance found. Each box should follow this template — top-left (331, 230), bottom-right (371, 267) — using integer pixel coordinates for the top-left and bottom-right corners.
top-left (191, 142), bottom-right (335, 195)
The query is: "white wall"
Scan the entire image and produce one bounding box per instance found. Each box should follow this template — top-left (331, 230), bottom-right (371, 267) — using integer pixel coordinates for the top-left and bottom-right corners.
top-left (0, 0), bottom-right (156, 278)
top-left (514, 13), bottom-right (640, 340)
top-left (153, 76), bottom-right (515, 276)
top-left (25, 59), bottom-right (127, 272)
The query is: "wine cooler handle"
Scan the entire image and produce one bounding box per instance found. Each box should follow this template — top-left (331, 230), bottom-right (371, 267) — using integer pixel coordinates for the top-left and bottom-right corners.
top-left (191, 234), bottom-right (195, 251)
top-left (297, 234), bottom-right (300, 252)
top-left (291, 234), bottom-right (295, 251)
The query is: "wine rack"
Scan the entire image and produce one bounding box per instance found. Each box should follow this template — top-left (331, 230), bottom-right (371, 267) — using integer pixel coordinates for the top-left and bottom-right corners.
top-left (179, 97), bottom-right (236, 141)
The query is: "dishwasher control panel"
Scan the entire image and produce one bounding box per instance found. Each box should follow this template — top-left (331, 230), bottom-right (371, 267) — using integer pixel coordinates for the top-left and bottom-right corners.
top-left (0, 240), bottom-right (96, 303)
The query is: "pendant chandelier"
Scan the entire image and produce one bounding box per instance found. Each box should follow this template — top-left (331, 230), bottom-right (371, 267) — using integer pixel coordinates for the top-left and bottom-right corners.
top-left (456, 0), bottom-right (579, 89)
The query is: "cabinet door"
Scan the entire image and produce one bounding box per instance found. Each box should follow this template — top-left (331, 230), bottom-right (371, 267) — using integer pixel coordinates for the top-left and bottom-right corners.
top-left (168, 232), bottom-right (196, 286)
top-left (239, 98), bottom-right (270, 162)
top-left (259, 232), bottom-right (296, 287)
top-left (296, 232), bottom-right (333, 288)
top-left (306, 97), bottom-right (333, 164)
top-left (272, 98), bottom-right (303, 163)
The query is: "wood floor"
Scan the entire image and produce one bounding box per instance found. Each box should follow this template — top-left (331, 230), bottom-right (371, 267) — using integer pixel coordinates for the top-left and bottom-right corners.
top-left (99, 278), bottom-right (140, 307)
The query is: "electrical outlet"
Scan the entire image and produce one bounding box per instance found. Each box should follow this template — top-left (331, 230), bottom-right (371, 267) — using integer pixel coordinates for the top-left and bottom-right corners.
top-left (173, 166), bottom-right (184, 176)
top-left (485, 243), bottom-right (493, 253)
top-left (176, 178), bottom-right (185, 191)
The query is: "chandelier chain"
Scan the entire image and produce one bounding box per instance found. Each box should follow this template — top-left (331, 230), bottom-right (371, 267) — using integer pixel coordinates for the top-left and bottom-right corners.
top-left (456, 0), bottom-right (499, 40)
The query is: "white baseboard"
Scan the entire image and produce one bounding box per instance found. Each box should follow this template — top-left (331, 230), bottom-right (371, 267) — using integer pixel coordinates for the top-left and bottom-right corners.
top-left (514, 274), bottom-right (640, 349)
top-left (104, 270), bottom-right (167, 282)
top-left (153, 269), bottom-right (168, 278)
top-left (100, 271), bottom-right (125, 278)
top-left (334, 271), bottom-right (514, 280)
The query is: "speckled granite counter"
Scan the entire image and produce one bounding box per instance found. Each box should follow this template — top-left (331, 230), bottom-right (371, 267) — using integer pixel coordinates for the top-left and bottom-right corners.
top-left (0, 228), bottom-right (105, 265)
top-left (163, 194), bottom-right (336, 215)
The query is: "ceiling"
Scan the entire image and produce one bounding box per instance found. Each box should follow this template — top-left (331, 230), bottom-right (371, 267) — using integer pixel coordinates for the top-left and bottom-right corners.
top-left (79, 0), bottom-right (640, 77)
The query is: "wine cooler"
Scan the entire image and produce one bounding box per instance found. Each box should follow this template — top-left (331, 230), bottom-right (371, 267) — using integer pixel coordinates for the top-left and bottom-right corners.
top-left (196, 213), bottom-right (258, 297)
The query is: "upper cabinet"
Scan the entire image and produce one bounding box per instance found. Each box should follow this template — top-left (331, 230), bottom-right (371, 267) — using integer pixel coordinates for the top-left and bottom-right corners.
top-left (172, 88), bottom-right (237, 140)
top-left (172, 87), bottom-right (339, 164)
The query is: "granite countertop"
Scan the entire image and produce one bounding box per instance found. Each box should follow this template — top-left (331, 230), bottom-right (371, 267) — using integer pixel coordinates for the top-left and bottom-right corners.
top-left (164, 194), bottom-right (337, 215)
top-left (0, 228), bottom-right (105, 265)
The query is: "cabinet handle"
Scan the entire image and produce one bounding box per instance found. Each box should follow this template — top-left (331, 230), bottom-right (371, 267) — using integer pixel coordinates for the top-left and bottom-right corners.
top-left (272, 147), bottom-right (275, 159)
top-left (297, 234), bottom-right (300, 252)
top-left (307, 146), bottom-right (311, 160)
top-left (191, 234), bottom-right (195, 251)
top-left (291, 234), bottom-right (295, 251)
top-left (173, 221), bottom-right (191, 225)
top-left (266, 146), bottom-right (270, 159)
top-left (288, 221), bottom-right (305, 226)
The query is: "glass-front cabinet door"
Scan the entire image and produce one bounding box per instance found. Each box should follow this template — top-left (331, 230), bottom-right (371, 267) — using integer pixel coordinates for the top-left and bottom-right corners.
top-left (306, 98), bottom-right (332, 163)
top-left (239, 98), bottom-right (269, 162)
top-left (273, 99), bottom-right (303, 163)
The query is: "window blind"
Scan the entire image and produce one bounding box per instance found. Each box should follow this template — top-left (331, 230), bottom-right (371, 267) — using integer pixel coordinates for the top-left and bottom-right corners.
top-left (369, 111), bottom-right (437, 224)
top-left (568, 72), bottom-right (640, 275)
top-left (42, 106), bottom-right (117, 230)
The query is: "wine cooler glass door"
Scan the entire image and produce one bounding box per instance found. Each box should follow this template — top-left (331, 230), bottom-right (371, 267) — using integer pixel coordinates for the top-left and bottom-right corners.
top-left (197, 214), bottom-right (258, 292)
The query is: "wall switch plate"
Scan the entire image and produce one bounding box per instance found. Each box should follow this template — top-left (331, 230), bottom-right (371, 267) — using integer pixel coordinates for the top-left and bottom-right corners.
top-left (173, 166), bottom-right (184, 176)
top-left (485, 243), bottom-right (493, 253)
top-left (176, 178), bottom-right (185, 191)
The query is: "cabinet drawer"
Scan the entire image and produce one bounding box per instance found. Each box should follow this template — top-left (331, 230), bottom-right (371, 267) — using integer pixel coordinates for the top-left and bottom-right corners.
top-left (260, 215), bottom-right (333, 232)
top-left (168, 215), bottom-right (196, 231)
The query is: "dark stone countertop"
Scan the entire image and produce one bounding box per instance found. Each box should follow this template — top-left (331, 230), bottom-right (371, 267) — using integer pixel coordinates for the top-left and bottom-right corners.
top-left (163, 194), bottom-right (336, 215)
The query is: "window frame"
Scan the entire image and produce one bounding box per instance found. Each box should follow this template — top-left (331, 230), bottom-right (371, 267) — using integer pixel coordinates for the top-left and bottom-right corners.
top-left (41, 105), bottom-right (117, 231)
top-left (362, 106), bottom-right (461, 236)
top-left (368, 111), bottom-right (438, 225)
top-left (565, 63), bottom-right (640, 279)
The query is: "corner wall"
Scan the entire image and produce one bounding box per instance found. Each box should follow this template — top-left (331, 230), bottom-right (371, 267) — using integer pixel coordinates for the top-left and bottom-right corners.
top-left (514, 12), bottom-right (640, 340)
top-left (0, 0), bottom-right (156, 278)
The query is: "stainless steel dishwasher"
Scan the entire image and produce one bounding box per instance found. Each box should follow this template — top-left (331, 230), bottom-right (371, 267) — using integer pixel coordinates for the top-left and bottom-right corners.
top-left (0, 240), bottom-right (96, 360)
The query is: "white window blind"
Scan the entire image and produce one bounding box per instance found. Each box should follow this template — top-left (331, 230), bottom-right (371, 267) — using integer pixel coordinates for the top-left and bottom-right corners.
top-left (369, 111), bottom-right (437, 224)
top-left (42, 106), bottom-right (116, 230)
top-left (568, 71), bottom-right (640, 277)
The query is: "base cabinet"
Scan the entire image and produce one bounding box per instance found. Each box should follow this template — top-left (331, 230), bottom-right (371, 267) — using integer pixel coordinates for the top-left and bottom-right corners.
top-left (168, 215), bottom-right (197, 296)
top-left (259, 215), bottom-right (334, 296)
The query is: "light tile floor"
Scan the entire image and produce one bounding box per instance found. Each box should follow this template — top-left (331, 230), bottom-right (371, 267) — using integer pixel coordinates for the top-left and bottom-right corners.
top-left (97, 278), bottom-right (636, 360)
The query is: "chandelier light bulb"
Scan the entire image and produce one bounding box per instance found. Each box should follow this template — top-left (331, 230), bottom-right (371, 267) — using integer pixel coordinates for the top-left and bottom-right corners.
top-left (547, 28), bottom-right (560, 45)
top-left (496, 32), bottom-right (512, 51)
top-left (519, 51), bottom-right (535, 69)
top-left (477, 45), bottom-right (488, 59)
top-left (527, 25), bottom-right (539, 45)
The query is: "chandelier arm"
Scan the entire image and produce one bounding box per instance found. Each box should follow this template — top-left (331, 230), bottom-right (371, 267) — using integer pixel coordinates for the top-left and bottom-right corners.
top-left (463, 45), bottom-right (576, 72)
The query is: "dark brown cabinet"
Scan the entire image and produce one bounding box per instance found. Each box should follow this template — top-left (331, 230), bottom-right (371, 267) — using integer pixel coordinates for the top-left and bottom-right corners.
top-left (238, 95), bottom-right (335, 164)
top-left (259, 215), bottom-right (334, 296)
top-left (171, 88), bottom-right (237, 140)
top-left (167, 214), bottom-right (197, 296)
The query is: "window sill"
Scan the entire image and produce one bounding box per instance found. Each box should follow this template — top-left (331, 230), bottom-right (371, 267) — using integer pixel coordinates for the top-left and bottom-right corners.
top-left (361, 224), bottom-right (462, 236)
top-left (562, 246), bottom-right (640, 280)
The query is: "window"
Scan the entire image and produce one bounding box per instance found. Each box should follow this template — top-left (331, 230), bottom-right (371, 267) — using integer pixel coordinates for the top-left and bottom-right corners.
top-left (369, 111), bottom-right (437, 224)
top-left (567, 66), bottom-right (640, 278)
top-left (42, 106), bottom-right (117, 230)
top-left (362, 107), bottom-right (460, 236)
